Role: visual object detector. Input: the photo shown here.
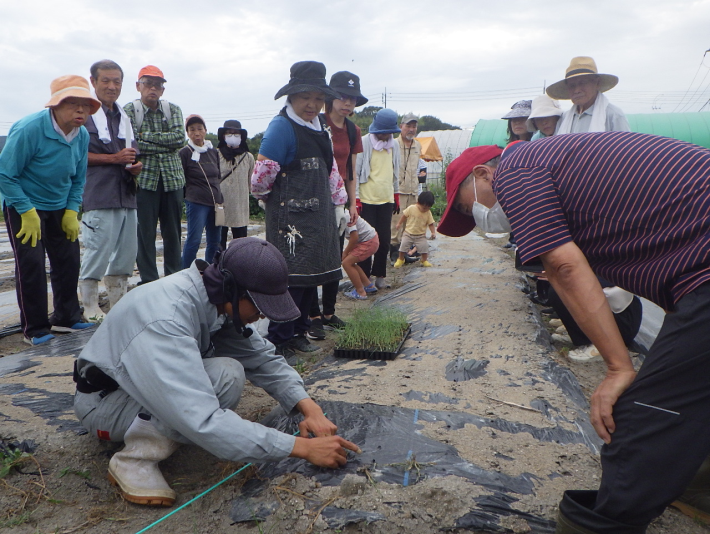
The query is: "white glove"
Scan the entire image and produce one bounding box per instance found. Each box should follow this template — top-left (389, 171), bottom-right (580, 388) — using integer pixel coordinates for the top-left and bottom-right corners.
top-left (335, 205), bottom-right (348, 235)
top-left (603, 286), bottom-right (634, 313)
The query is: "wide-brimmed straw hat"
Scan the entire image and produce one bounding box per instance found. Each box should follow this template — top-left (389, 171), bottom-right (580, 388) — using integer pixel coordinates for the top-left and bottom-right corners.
top-left (546, 56), bottom-right (618, 100)
top-left (501, 100), bottom-right (532, 120)
top-left (45, 75), bottom-right (101, 114)
top-left (274, 61), bottom-right (340, 100)
top-left (328, 71), bottom-right (368, 107)
top-left (438, 145), bottom-right (504, 237)
top-left (526, 95), bottom-right (563, 132)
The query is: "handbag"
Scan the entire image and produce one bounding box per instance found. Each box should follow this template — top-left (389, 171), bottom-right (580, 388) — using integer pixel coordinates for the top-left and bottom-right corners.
top-left (196, 156), bottom-right (225, 227)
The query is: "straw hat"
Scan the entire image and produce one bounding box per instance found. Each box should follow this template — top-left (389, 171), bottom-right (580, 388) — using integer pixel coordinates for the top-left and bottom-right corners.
top-left (526, 95), bottom-right (563, 132)
top-left (45, 75), bottom-right (101, 114)
top-left (546, 56), bottom-right (618, 100)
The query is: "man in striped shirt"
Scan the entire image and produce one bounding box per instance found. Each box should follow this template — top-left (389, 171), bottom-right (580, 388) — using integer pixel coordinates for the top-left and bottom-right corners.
top-left (439, 133), bottom-right (710, 533)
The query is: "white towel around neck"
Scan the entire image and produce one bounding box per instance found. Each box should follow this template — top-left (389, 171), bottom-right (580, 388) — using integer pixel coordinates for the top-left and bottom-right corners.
top-left (91, 94), bottom-right (134, 147)
top-left (556, 92), bottom-right (610, 134)
top-left (188, 139), bottom-right (213, 161)
top-left (285, 101), bottom-right (322, 131)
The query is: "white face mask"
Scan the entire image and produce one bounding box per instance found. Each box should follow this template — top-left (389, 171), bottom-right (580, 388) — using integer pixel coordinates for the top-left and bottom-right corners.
top-left (472, 177), bottom-right (512, 234)
top-left (225, 134), bottom-right (241, 148)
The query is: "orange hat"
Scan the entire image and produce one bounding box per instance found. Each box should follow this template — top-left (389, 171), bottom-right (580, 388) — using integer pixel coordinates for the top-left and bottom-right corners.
top-left (137, 65), bottom-right (166, 82)
top-left (44, 75), bottom-right (101, 115)
top-left (438, 145), bottom-right (503, 237)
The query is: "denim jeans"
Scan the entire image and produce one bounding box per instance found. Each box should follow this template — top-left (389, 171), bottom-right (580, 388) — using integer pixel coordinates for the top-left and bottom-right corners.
top-left (182, 200), bottom-right (221, 269)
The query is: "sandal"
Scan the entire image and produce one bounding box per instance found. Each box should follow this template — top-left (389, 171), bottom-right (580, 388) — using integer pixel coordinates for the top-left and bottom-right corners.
top-left (364, 283), bottom-right (378, 293)
top-left (344, 289), bottom-right (367, 300)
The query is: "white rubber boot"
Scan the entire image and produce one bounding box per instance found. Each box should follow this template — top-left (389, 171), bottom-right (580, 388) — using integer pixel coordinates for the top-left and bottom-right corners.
top-left (79, 279), bottom-right (105, 322)
top-left (108, 414), bottom-right (179, 506)
top-left (104, 275), bottom-right (128, 310)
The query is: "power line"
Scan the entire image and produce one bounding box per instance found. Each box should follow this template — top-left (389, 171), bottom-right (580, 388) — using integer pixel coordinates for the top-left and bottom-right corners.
top-left (671, 50), bottom-right (710, 113)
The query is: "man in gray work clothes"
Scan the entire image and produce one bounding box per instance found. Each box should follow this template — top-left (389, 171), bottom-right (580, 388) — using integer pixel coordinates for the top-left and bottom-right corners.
top-left (74, 238), bottom-right (358, 507)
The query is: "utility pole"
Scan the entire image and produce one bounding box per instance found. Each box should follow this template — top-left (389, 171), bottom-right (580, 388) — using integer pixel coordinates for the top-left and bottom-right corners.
top-left (383, 87), bottom-right (387, 108)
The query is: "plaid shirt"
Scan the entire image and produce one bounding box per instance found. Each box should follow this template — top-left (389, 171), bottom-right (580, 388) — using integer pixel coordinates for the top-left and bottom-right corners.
top-left (123, 100), bottom-right (186, 192)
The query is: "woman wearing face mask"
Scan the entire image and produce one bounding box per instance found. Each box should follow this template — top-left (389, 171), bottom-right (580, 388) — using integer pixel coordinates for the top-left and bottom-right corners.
top-left (217, 120), bottom-right (254, 248)
top-left (251, 61), bottom-right (347, 359)
top-left (502, 100), bottom-right (533, 144)
top-left (180, 114), bottom-right (223, 269)
top-left (353, 108), bottom-right (401, 290)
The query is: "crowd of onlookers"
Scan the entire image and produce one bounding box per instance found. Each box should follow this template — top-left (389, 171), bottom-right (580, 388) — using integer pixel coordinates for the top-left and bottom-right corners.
top-left (0, 58), bottom-right (438, 351)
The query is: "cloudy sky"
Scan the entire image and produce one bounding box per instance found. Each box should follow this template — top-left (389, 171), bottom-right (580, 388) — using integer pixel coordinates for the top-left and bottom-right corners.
top-left (1, 0), bottom-right (709, 136)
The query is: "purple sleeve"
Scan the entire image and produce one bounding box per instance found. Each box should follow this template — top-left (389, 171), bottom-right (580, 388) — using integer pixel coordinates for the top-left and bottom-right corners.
top-left (493, 166), bottom-right (572, 264)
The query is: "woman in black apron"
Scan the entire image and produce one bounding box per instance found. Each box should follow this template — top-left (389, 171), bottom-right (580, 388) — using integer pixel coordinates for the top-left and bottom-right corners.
top-left (251, 61), bottom-right (347, 359)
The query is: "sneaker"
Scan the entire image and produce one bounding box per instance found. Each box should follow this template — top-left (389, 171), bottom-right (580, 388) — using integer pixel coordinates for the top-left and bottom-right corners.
top-left (344, 289), bottom-right (367, 301)
top-left (363, 283), bottom-right (378, 294)
top-left (568, 345), bottom-right (601, 362)
top-left (306, 318), bottom-right (326, 340)
top-left (51, 322), bottom-right (95, 333)
top-left (374, 277), bottom-right (390, 290)
top-left (23, 332), bottom-right (55, 346)
top-left (551, 333), bottom-right (572, 344)
top-left (290, 335), bottom-right (322, 353)
top-left (393, 259), bottom-right (405, 268)
top-left (273, 342), bottom-right (296, 359)
top-left (322, 315), bottom-right (346, 330)
top-left (421, 261), bottom-right (433, 267)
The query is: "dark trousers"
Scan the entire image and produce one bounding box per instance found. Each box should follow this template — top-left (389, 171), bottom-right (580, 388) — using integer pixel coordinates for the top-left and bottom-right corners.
top-left (310, 233), bottom-right (345, 318)
top-left (561, 282), bottom-right (710, 531)
top-left (359, 202), bottom-right (392, 279)
top-left (220, 226), bottom-right (247, 250)
top-left (267, 286), bottom-right (316, 345)
top-left (548, 284), bottom-right (643, 347)
top-left (4, 205), bottom-right (82, 338)
top-left (136, 177), bottom-right (183, 284)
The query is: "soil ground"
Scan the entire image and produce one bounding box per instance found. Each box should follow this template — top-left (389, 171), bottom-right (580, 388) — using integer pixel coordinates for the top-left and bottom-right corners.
top-left (0, 230), bottom-right (707, 534)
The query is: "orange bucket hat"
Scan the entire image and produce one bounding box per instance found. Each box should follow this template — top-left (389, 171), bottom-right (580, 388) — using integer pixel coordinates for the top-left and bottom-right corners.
top-left (45, 75), bottom-right (101, 114)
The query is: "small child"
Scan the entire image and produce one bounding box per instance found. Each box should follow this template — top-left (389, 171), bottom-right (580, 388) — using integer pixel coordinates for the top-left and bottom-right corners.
top-left (342, 217), bottom-right (380, 300)
top-left (394, 191), bottom-right (437, 268)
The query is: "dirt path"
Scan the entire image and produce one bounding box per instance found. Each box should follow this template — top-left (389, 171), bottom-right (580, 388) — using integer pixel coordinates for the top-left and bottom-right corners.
top-left (0, 232), bottom-right (705, 533)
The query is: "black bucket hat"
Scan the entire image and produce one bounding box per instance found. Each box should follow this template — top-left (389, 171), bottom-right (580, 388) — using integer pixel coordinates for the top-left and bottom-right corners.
top-left (218, 119), bottom-right (247, 141)
top-left (328, 71), bottom-right (368, 107)
top-left (274, 61), bottom-right (340, 100)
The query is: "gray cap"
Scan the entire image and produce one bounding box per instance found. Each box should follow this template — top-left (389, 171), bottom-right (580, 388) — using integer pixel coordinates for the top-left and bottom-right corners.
top-left (400, 112), bottom-right (419, 125)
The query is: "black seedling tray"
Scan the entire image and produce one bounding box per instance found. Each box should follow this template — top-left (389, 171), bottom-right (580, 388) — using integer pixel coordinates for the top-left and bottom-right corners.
top-left (334, 325), bottom-right (411, 361)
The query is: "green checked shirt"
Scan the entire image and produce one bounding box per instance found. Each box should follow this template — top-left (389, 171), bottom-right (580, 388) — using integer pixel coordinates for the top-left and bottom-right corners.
top-left (124, 100), bottom-right (186, 192)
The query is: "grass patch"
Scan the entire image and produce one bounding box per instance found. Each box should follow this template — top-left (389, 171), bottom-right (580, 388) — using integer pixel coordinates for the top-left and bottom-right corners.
top-left (58, 467), bottom-right (91, 480)
top-left (428, 179), bottom-right (447, 221)
top-left (336, 307), bottom-right (409, 352)
top-left (0, 446), bottom-right (31, 478)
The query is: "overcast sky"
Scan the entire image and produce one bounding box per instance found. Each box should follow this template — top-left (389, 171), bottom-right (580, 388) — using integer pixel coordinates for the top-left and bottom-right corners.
top-left (1, 0), bottom-right (709, 136)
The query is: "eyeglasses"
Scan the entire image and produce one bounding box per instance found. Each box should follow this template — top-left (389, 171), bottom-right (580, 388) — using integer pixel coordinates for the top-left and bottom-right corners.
top-left (139, 79), bottom-right (165, 90)
top-left (61, 99), bottom-right (94, 110)
top-left (338, 94), bottom-right (357, 103)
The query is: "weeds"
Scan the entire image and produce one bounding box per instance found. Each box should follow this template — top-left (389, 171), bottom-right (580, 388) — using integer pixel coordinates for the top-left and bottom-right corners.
top-left (336, 307), bottom-right (409, 351)
top-left (292, 359), bottom-right (307, 376)
top-left (0, 446), bottom-right (31, 478)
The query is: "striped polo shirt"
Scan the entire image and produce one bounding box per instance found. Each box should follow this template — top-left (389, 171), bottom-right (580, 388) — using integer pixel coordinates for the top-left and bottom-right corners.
top-left (493, 132), bottom-right (710, 311)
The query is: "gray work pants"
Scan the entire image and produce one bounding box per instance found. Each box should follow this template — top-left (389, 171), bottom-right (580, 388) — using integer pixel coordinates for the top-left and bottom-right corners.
top-left (79, 208), bottom-right (138, 280)
top-left (74, 357), bottom-right (245, 444)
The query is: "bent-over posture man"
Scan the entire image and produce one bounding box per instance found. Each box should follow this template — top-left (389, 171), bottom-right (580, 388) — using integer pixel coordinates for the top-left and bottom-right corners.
top-left (439, 134), bottom-right (710, 533)
top-left (74, 237), bottom-right (358, 506)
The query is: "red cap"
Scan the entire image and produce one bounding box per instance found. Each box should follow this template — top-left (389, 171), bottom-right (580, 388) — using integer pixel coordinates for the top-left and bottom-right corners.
top-left (437, 145), bottom-right (504, 237)
top-left (137, 65), bottom-right (166, 82)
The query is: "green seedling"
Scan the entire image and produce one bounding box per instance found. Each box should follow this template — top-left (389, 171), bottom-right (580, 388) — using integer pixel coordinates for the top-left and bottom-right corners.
top-left (336, 307), bottom-right (408, 352)
top-left (0, 447), bottom-right (31, 478)
top-left (58, 467), bottom-right (91, 480)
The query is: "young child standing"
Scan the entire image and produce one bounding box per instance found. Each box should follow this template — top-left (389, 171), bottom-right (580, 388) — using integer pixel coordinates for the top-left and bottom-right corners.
top-left (394, 191), bottom-right (437, 268)
top-left (342, 217), bottom-right (380, 300)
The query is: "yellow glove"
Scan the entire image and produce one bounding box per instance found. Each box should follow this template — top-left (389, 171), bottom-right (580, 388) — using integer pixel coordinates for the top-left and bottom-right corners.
top-left (61, 209), bottom-right (80, 242)
top-left (16, 208), bottom-right (41, 247)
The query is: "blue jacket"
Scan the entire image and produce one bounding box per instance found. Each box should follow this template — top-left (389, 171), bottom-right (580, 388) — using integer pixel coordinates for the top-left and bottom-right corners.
top-left (0, 109), bottom-right (88, 214)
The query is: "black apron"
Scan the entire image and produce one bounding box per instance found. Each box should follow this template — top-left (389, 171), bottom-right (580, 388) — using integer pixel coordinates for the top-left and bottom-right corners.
top-left (265, 109), bottom-right (342, 287)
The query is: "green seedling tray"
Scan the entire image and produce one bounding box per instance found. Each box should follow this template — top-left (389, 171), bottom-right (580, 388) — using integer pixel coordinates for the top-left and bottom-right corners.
top-left (334, 325), bottom-right (411, 361)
